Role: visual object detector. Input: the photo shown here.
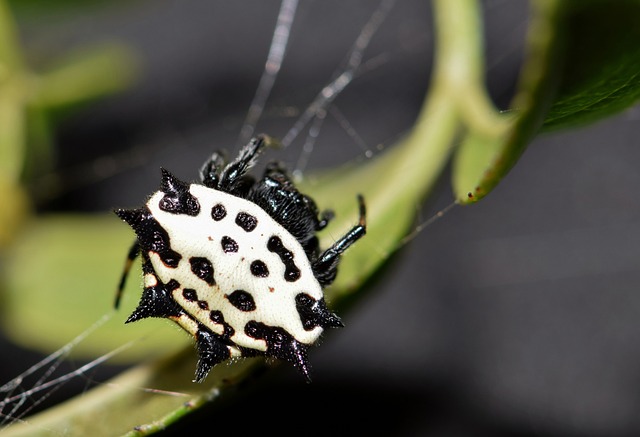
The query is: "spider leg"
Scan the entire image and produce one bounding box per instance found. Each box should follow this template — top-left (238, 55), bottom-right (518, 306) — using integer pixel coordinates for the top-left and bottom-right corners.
top-left (218, 135), bottom-right (270, 193)
top-left (317, 209), bottom-right (334, 230)
top-left (114, 240), bottom-right (140, 309)
top-left (199, 152), bottom-right (226, 188)
top-left (312, 195), bottom-right (366, 287)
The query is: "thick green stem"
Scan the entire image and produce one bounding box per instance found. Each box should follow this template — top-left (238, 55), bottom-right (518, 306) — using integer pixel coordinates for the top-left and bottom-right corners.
top-left (433, 0), bottom-right (508, 137)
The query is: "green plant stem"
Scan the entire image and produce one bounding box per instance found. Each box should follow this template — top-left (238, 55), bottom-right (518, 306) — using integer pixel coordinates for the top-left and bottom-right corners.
top-left (311, 0), bottom-right (496, 293)
top-left (433, 0), bottom-right (508, 137)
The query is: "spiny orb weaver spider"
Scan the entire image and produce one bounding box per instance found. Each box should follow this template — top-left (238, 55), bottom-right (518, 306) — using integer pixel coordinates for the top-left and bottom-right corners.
top-left (114, 135), bottom-right (366, 382)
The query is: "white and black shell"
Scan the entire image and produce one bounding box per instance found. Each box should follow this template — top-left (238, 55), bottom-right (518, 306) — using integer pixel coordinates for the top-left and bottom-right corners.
top-left (114, 135), bottom-right (366, 382)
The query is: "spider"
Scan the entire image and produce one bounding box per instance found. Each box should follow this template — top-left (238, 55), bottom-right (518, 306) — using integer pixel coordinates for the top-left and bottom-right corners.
top-left (114, 135), bottom-right (366, 382)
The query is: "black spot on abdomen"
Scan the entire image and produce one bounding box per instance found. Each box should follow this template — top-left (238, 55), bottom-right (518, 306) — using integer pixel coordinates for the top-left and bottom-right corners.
top-left (250, 260), bottom-right (269, 277)
top-left (267, 235), bottom-right (301, 282)
top-left (190, 257), bottom-right (215, 285)
top-left (209, 310), bottom-right (224, 323)
top-left (183, 287), bottom-right (211, 311)
top-left (211, 203), bottom-right (227, 221)
top-left (226, 289), bottom-right (256, 312)
top-left (209, 310), bottom-right (235, 339)
top-left (183, 288), bottom-right (198, 301)
top-left (221, 236), bottom-right (239, 253)
top-left (235, 212), bottom-right (258, 232)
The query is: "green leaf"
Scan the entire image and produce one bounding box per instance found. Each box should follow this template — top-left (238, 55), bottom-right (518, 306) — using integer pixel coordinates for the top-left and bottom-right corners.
top-left (2, 215), bottom-right (189, 362)
top-left (453, 0), bottom-right (640, 203)
top-left (542, 0), bottom-right (640, 130)
top-left (452, 0), bottom-right (563, 203)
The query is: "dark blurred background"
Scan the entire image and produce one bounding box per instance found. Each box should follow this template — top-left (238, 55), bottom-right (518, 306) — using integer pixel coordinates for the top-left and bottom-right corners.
top-left (3, 0), bottom-right (640, 435)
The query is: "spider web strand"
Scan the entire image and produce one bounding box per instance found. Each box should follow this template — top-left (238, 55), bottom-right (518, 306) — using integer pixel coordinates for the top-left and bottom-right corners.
top-left (281, 0), bottom-right (397, 149)
top-left (237, 0), bottom-right (299, 147)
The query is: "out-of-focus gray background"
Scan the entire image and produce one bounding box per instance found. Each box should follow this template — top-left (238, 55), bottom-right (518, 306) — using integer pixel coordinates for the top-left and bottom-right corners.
top-left (5, 1), bottom-right (640, 435)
